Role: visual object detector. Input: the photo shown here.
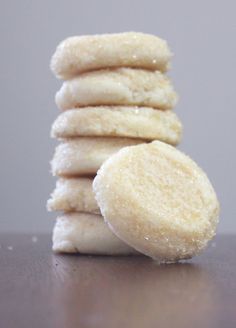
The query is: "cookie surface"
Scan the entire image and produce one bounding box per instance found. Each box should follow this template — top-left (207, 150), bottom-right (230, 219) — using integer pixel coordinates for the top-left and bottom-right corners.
top-left (51, 107), bottom-right (182, 145)
top-left (93, 141), bottom-right (220, 262)
top-left (47, 177), bottom-right (100, 214)
top-left (52, 212), bottom-right (138, 255)
top-left (50, 32), bottom-right (171, 79)
top-left (51, 137), bottom-right (145, 176)
top-left (56, 68), bottom-right (177, 110)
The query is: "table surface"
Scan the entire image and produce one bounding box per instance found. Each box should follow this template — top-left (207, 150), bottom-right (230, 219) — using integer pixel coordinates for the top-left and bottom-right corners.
top-left (0, 234), bottom-right (235, 328)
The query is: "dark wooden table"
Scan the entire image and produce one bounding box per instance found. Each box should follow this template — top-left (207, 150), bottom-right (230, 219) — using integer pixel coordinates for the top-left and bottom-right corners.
top-left (0, 235), bottom-right (235, 328)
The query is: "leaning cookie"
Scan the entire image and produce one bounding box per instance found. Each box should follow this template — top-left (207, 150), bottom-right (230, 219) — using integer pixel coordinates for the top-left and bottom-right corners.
top-left (50, 32), bottom-right (171, 79)
top-left (52, 212), bottom-right (139, 255)
top-left (47, 177), bottom-right (100, 214)
top-left (51, 107), bottom-right (182, 145)
top-left (93, 141), bottom-right (220, 263)
top-left (51, 137), bottom-right (145, 176)
top-left (56, 68), bottom-right (178, 110)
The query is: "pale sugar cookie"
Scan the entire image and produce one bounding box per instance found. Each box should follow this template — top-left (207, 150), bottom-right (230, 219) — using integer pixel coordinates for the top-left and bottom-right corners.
top-left (51, 137), bottom-right (145, 176)
top-left (51, 107), bottom-right (182, 145)
top-left (93, 141), bottom-right (220, 263)
top-left (50, 32), bottom-right (171, 79)
top-left (47, 177), bottom-right (100, 214)
top-left (52, 212), bottom-right (139, 255)
top-left (56, 68), bottom-right (177, 110)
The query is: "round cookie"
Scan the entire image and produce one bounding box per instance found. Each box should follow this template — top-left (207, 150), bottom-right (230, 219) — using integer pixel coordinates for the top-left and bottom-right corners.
top-left (47, 177), bottom-right (100, 214)
top-left (56, 68), bottom-right (178, 110)
top-left (93, 141), bottom-right (220, 263)
top-left (52, 212), bottom-right (139, 255)
top-left (50, 32), bottom-right (171, 79)
top-left (51, 107), bottom-right (182, 145)
top-left (51, 137), bottom-right (146, 176)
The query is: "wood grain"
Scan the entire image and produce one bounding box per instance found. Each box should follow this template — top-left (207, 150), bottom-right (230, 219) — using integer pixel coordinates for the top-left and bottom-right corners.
top-left (0, 235), bottom-right (235, 328)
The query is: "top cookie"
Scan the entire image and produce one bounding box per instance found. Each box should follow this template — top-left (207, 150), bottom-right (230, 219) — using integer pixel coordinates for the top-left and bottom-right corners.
top-left (50, 32), bottom-right (172, 79)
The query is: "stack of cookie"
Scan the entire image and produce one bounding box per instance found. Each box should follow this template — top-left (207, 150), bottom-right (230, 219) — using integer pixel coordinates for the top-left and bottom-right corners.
top-left (48, 32), bottom-right (182, 255)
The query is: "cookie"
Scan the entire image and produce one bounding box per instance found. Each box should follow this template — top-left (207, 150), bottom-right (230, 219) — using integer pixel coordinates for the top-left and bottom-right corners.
top-left (51, 137), bottom-right (145, 176)
top-left (52, 212), bottom-right (139, 255)
top-left (51, 107), bottom-right (182, 145)
top-left (50, 32), bottom-right (171, 79)
top-left (55, 68), bottom-right (178, 110)
top-left (93, 141), bottom-right (220, 263)
top-left (47, 177), bottom-right (100, 214)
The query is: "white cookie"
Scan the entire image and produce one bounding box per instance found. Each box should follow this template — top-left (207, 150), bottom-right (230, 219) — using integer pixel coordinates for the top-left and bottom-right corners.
top-left (51, 137), bottom-right (145, 176)
top-left (52, 212), bottom-right (139, 255)
top-left (51, 107), bottom-right (182, 145)
top-left (93, 141), bottom-right (220, 263)
top-left (56, 68), bottom-right (178, 110)
top-left (47, 177), bottom-right (100, 214)
top-left (50, 32), bottom-right (171, 79)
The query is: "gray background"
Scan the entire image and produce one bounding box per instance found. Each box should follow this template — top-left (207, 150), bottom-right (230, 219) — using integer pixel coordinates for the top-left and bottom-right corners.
top-left (0, 0), bottom-right (235, 233)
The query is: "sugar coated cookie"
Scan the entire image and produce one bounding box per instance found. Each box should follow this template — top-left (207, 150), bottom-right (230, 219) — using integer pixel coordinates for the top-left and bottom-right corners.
top-left (47, 177), bottom-right (100, 214)
top-left (51, 137), bottom-right (145, 176)
top-left (52, 212), bottom-right (139, 255)
top-left (56, 68), bottom-right (177, 110)
top-left (51, 107), bottom-right (182, 145)
top-left (51, 32), bottom-right (171, 79)
top-left (93, 141), bottom-right (220, 262)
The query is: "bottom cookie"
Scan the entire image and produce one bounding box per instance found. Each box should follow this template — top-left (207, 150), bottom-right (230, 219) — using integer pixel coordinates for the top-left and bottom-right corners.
top-left (52, 212), bottom-right (139, 255)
